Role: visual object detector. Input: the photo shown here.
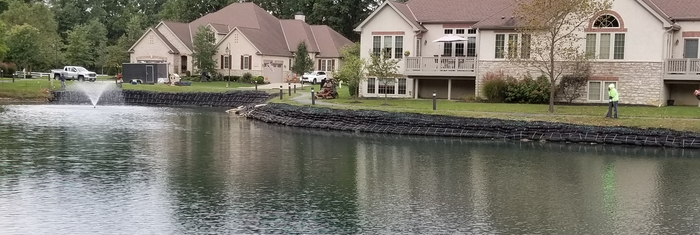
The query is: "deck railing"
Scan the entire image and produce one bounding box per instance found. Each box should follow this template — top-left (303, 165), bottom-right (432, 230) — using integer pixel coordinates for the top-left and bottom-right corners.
top-left (666, 59), bottom-right (700, 75)
top-left (405, 57), bottom-right (476, 74)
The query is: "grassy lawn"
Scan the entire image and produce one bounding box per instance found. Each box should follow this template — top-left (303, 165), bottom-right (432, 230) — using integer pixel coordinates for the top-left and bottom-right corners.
top-left (284, 84), bottom-right (700, 132)
top-left (0, 77), bottom-right (257, 99)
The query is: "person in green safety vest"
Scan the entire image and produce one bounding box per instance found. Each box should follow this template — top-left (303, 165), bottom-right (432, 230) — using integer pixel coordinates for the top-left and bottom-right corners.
top-left (605, 83), bottom-right (619, 119)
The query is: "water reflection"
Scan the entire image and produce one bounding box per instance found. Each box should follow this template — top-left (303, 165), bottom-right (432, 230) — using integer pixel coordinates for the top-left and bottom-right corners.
top-left (1, 105), bottom-right (700, 234)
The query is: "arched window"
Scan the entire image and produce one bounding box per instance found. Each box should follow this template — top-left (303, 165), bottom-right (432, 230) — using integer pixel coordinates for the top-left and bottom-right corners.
top-left (593, 14), bottom-right (620, 28)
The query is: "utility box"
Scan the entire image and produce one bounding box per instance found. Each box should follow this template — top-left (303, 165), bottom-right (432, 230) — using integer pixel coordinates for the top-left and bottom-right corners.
top-left (122, 63), bottom-right (168, 84)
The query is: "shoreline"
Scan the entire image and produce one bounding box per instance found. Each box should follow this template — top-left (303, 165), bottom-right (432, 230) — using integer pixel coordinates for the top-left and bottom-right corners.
top-left (242, 103), bottom-right (700, 149)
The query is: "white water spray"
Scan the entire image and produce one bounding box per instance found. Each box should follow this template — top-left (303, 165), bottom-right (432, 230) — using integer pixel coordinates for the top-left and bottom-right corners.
top-left (72, 82), bottom-right (117, 107)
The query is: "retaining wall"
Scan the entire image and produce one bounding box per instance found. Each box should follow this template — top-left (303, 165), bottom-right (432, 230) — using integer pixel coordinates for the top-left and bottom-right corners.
top-left (245, 103), bottom-right (700, 149)
top-left (49, 90), bottom-right (274, 108)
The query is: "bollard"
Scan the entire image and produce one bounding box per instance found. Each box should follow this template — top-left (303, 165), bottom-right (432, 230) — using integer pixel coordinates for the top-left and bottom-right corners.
top-left (254, 80), bottom-right (257, 90)
top-left (432, 90), bottom-right (437, 110)
top-left (294, 84), bottom-right (296, 93)
top-left (280, 85), bottom-right (283, 100)
top-left (288, 83), bottom-right (291, 96)
top-left (311, 88), bottom-right (315, 105)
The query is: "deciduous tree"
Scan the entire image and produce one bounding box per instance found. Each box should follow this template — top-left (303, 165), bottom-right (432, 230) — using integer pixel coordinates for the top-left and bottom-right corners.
top-left (0, 20), bottom-right (8, 62)
top-left (366, 50), bottom-right (399, 105)
top-left (291, 40), bottom-right (313, 76)
top-left (332, 42), bottom-right (364, 101)
top-left (65, 24), bottom-right (92, 67)
top-left (5, 24), bottom-right (41, 81)
top-left (508, 0), bottom-right (611, 112)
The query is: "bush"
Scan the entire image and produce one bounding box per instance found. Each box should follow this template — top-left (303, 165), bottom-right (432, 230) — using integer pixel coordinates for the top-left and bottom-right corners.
top-left (504, 74), bottom-right (550, 104)
top-left (0, 63), bottom-right (17, 78)
top-left (184, 70), bottom-right (191, 77)
top-left (252, 76), bottom-right (265, 84)
top-left (481, 71), bottom-right (508, 102)
top-left (557, 61), bottom-right (590, 103)
top-left (348, 84), bottom-right (358, 98)
top-left (241, 72), bottom-right (253, 83)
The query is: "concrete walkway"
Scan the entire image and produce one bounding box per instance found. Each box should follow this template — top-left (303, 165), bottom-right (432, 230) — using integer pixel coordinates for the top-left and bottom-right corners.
top-left (291, 91), bottom-right (343, 106)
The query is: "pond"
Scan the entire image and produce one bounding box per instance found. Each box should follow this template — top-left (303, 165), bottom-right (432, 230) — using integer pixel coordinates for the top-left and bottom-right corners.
top-left (1, 105), bottom-right (700, 234)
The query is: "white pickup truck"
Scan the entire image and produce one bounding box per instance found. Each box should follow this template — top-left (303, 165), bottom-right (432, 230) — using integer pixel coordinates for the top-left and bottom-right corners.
top-left (51, 66), bottom-right (97, 82)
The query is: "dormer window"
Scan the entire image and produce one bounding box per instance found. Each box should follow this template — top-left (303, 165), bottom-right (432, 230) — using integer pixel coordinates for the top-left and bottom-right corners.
top-left (593, 14), bottom-right (620, 28)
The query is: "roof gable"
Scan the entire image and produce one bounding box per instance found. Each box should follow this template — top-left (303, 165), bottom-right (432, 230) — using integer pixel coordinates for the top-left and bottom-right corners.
top-left (406, 0), bottom-right (515, 23)
top-left (311, 25), bottom-right (354, 58)
top-left (280, 20), bottom-right (320, 53)
top-left (161, 21), bottom-right (192, 50)
top-left (354, 1), bottom-right (425, 32)
top-left (128, 28), bottom-right (179, 54)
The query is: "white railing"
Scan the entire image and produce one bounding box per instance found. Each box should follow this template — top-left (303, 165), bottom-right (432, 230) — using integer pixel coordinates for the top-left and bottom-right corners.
top-left (666, 59), bottom-right (700, 75)
top-left (405, 57), bottom-right (476, 73)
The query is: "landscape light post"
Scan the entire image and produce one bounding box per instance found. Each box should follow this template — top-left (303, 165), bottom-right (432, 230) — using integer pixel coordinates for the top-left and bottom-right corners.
top-left (280, 85), bottom-right (283, 99)
top-left (311, 88), bottom-right (315, 105)
top-left (225, 46), bottom-right (231, 88)
top-left (432, 90), bottom-right (437, 110)
top-left (254, 80), bottom-right (257, 90)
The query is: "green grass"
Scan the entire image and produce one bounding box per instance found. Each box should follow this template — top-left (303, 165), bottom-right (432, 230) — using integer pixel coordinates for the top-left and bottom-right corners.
top-left (285, 84), bottom-right (700, 132)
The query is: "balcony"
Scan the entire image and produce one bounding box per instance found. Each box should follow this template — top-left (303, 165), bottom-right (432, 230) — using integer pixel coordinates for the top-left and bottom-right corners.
top-left (665, 59), bottom-right (700, 80)
top-left (404, 57), bottom-right (476, 77)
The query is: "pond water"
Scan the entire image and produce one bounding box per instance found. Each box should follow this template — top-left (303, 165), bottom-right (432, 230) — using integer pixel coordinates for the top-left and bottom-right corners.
top-left (1, 105), bottom-right (700, 234)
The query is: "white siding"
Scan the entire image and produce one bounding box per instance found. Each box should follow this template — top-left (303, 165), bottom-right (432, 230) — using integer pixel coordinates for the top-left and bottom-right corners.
top-left (214, 30), bottom-right (261, 76)
top-left (359, 5), bottom-right (416, 74)
top-left (672, 21), bottom-right (700, 58)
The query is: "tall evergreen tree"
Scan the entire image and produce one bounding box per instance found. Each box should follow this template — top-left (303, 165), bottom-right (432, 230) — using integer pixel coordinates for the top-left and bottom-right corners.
top-left (291, 40), bottom-right (313, 76)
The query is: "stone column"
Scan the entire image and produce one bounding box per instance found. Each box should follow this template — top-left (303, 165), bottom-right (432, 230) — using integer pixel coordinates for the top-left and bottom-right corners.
top-left (414, 78), bottom-right (419, 99)
top-left (447, 79), bottom-right (452, 100)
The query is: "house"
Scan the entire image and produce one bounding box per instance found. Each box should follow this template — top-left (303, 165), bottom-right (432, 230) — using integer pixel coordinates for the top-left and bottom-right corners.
top-left (128, 2), bottom-right (353, 83)
top-left (355, 0), bottom-right (700, 106)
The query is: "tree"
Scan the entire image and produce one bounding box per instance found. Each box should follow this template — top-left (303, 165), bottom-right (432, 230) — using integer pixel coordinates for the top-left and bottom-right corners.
top-left (291, 40), bottom-right (313, 76)
top-left (0, 20), bottom-right (8, 62)
top-left (509, 0), bottom-right (611, 112)
top-left (160, 0), bottom-right (233, 23)
top-left (366, 50), bottom-right (399, 105)
top-left (5, 24), bottom-right (40, 82)
top-left (83, 19), bottom-right (109, 71)
top-left (557, 59), bottom-right (591, 103)
top-left (191, 25), bottom-right (217, 78)
top-left (332, 42), bottom-right (364, 101)
top-left (65, 24), bottom-right (92, 67)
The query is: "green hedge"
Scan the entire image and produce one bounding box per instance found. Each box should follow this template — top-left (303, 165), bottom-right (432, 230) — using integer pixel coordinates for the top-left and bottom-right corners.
top-left (481, 71), bottom-right (550, 104)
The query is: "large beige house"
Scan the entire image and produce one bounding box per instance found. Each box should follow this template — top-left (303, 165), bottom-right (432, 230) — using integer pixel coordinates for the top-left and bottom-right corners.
top-left (129, 2), bottom-right (353, 83)
top-left (355, 0), bottom-right (700, 106)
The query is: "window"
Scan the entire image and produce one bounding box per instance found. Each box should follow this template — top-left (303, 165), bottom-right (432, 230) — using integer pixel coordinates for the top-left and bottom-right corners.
top-left (508, 34), bottom-right (519, 58)
top-left (685, 39), bottom-right (699, 58)
top-left (444, 42), bottom-right (453, 56)
top-left (319, 59), bottom-right (334, 72)
top-left (234, 33), bottom-right (239, 44)
top-left (588, 81), bottom-right (617, 101)
top-left (614, 34), bottom-right (625, 59)
top-left (521, 34), bottom-right (531, 59)
top-left (443, 28), bottom-right (467, 57)
top-left (372, 36), bottom-right (381, 57)
top-left (398, 78), bottom-right (406, 94)
top-left (467, 29), bottom-right (477, 34)
top-left (495, 34), bottom-right (505, 58)
top-left (149, 35), bottom-right (154, 44)
top-left (416, 38), bottom-right (422, 57)
top-left (242, 55), bottom-right (251, 70)
top-left (455, 43), bottom-right (465, 56)
top-left (455, 29), bottom-right (465, 34)
top-left (394, 36), bottom-right (403, 59)
top-left (373, 35), bottom-right (403, 59)
top-left (383, 36), bottom-right (392, 58)
top-left (367, 77), bottom-right (376, 94)
top-left (593, 14), bottom-right (620, 28)
top-left (378, 79), bottom-right (395, 94)
top-left (467, 37), bottom-right (476, 57)
top-left (223, 56), bottom-right (230, 69)
top-left (585, 33), bottom-right (625, 60)
top-left (444, 29), bottom-right (453, 34)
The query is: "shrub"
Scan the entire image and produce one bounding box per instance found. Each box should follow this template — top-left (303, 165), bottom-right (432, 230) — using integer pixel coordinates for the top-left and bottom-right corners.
top-left (481, 71), bottom-right (508, 103)
top-left (557, 61), bottom-right (590, 103)
top-left (184, 70), bottom-right (191, 77)
top-left (504, 74), bottom-right (550, 104)
top-left (0, 63), bottom-right (17, 78)
top-left (348, 84), bottom-right (358, 98)
top-left (252, 76), bottom-right (265, 84)
top-left (241, 72), bottom-right (253, 83)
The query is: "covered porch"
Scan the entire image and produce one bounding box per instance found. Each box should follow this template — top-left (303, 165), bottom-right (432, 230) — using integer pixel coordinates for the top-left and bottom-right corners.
top-left (412, 77), bottom-right (475, 100)
top-left (664, 80), bottom-right (700, 106)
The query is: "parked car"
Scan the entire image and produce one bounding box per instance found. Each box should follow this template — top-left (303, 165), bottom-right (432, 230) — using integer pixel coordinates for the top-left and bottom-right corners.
top-left (301, 71), bottom-right (328, 84)
top-left (51, 66), bottom-right (97, 82)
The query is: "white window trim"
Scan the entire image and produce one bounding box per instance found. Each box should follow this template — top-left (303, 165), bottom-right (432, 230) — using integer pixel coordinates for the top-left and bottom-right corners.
top-left (320, 59), bottom-right (334, 72)
top-left (366, 77), bottom-right (407, 95)
top-left (373, 36), bottom-right (404, 59)
top-left (587, 81), bottom-right (618, 101)
top-left (243, 56), bottom-right (251, 70)
top-left (586, 33), bottom-right (626, 60)
top-left (223, 56), bottom-right (230, 69)
top-left (494, 33), bottom-right (530, 59)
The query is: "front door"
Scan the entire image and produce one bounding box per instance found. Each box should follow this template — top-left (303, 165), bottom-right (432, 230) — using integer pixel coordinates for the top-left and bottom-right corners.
top-left (684, 39), bottom-right (699, 58)
top-left (146, 65), bottom-right (154, 83)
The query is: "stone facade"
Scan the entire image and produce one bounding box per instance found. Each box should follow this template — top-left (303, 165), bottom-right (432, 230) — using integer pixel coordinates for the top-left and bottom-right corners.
top-left (475, 61), bottom-right (664, 106)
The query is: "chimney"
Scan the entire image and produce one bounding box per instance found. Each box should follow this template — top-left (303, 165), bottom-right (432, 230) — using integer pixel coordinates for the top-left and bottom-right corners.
top-left (294, 11), bottom-right (306, 22)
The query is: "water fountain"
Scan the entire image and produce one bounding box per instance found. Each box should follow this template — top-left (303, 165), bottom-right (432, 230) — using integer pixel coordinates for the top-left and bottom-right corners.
top-left (72, 82), bottom-right (118, 108)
